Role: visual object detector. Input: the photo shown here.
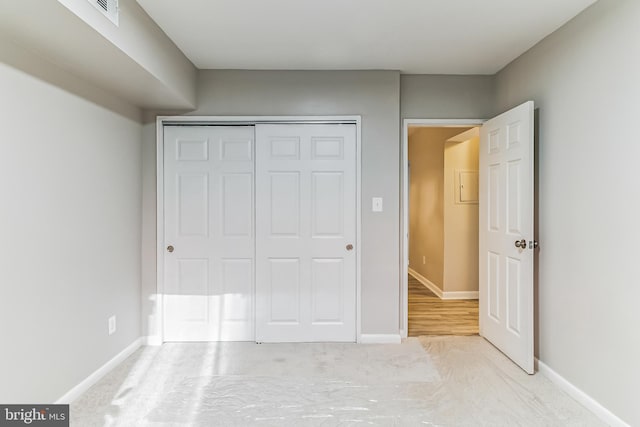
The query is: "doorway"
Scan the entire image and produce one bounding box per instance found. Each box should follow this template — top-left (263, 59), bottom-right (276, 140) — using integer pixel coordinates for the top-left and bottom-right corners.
top-left (401, 102), bottom-right (535, 373)
top-left (401, 120), bottom-right (484, 338)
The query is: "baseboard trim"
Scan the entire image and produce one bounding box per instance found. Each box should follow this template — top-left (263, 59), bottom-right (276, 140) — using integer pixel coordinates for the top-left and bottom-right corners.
top-left (442, 291), bottom-right (479, 300)
top-left (143, 335), bottom-right (163, 346)
top-left (409, 269), bottom-right (478, 300)
top-left (55, 338), bottom-right (143, 404)
top-left (408, 268), bottom-right (443, 298)
top-left (359, 334), bottom-right (402, 344)
top-left (536, 358), bottom-right (630, 427)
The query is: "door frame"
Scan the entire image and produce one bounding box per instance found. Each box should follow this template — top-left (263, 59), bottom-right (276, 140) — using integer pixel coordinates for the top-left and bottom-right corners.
top-left (155, 115), bottom-right (362, 344)
top-left (400, 118), bottom-right (485, 338)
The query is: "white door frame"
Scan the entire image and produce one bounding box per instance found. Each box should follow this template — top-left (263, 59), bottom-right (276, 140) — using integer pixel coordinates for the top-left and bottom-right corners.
top-left (400, 118), bottom-right (485, 338)
top-left (155, 115), bottom-right (362, 344)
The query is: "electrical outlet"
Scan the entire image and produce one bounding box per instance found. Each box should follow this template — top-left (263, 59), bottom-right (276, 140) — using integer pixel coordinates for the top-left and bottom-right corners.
top-left (422, 256), bottom-right (426, 265)
top-left (372, 197), bottom-right (383, 212)
top-left (108, 316), bottom-right (116, 336)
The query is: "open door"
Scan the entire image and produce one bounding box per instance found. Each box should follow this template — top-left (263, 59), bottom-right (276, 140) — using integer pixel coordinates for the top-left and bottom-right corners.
top-left (479, 101), bottom-right (535, 374)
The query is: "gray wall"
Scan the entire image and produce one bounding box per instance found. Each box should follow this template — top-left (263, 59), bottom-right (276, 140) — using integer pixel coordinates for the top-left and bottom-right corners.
top-left (0, 36), bottom-right (141, 122)
top-left (4, 0), bottom-right (635, 421)
top-left (0, 59), bottom-right (142, 402)
top-left (142, 70), bottom-right (401, 336)
top-left (401, 74), bottom-right (495, 120)
top-left (142, 71), bottom-right (499, 339)
top-left (495, 0), bottom-right (640, 424)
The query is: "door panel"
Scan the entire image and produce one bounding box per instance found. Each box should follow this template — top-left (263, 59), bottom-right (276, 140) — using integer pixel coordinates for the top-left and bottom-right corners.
top-left (164, 126), bottom-right (255, 341)
top-left (255, 124), bottom-right (357, 342)
top-left (221, 174), bottom-right (252, 237)
top-left (220, 259), bottom-right (252, 321)
top-left (312, 172), bottom-right (344, 236)
top-left (268, 258), bottom-right (301, 323)
top-left (479, 101), bottom-right (535, 374)
top-left (175, 258), bottom-right (208, 321)
top-left (269, 172), bottom-right (301, 236)
top-left (311, 258), bottom-right (344, 323)
top-left (177, 174), bottom-right (208, 236)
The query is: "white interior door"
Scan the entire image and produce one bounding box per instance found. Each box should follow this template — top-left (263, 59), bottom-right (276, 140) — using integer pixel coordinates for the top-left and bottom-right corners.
top-left (255, 124), bottom-right (357, 342)
top-left (164, 126), bottom-right (254, 341)
top-left (479, 101), bottom-right (535, 374)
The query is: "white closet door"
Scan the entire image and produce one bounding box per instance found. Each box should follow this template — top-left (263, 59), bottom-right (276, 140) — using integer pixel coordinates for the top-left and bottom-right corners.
top-left (164, 126), bottom-right (254, 341)
top-left (255, 124), bottom-right (357, 342)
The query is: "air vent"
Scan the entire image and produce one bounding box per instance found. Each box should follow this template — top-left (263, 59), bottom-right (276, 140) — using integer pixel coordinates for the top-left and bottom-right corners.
top-left (88, 0), bottom-right (119, 26)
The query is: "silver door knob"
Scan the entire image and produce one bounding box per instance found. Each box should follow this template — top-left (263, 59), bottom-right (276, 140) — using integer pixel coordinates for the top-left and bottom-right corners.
top-left (514, 239), bottom-right (526, 249)
top-left (167, 245), bottom-right (174, 253)
top-left (346, 244), bottom-right (354, 251)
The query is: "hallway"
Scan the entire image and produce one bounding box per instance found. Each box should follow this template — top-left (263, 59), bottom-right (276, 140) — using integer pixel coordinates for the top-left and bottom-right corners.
top-left (408, 274), bottom-right (479, 336)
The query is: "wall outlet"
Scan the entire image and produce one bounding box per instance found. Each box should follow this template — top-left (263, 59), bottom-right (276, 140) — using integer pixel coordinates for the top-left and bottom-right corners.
top-left (372, 197), bottom-right (383, 212)
top-left (422, 256), bottom-right (426, 265)
top-left (108, 315), bottom-right (116, 336)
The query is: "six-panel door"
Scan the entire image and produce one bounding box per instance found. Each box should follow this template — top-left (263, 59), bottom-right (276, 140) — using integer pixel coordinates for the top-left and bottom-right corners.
top-left (479, 101), bottom-right (534, 373)
top-left (255, 124), bottom-right (357, 342)
top-left (164, 126), bottom-right (255, 341)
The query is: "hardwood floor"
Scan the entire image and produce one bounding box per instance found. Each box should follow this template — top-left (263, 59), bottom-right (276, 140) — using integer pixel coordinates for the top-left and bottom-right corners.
top-left (408, 275), bottom-right (479, 336)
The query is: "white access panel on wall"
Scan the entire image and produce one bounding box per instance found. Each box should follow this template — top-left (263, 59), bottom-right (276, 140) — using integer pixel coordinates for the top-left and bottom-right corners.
top-left (255, 124), bottom-right (357, 342)
top-left (163, 126), bottom-right (255, 341)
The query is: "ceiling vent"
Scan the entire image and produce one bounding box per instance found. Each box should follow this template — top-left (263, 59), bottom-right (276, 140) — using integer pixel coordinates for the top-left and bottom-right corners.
top-left (88, 0), bottom-right (119, 26)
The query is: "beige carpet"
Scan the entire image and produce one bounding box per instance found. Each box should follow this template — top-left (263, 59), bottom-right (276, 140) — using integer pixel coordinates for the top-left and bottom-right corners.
top-left (71, 337), bottom-right (603, 426)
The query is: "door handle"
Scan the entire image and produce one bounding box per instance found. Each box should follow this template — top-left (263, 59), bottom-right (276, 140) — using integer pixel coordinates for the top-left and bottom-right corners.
top-left (514, 239), bottom-right (526, 249)
top-left (346, 244), bottom-right (354, 251)
top-left (167, 245), bottom-right (174, 253)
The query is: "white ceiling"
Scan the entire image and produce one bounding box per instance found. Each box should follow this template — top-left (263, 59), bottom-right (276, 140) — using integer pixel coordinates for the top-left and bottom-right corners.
top-left (137, 0), bottom-right (597, 74)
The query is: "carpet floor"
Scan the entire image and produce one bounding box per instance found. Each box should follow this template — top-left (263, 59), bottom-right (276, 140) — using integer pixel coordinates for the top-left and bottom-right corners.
top-left (71, 336), bottom-right (603, 426)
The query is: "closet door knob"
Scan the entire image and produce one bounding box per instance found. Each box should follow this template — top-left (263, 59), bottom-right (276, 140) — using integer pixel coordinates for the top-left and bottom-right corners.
top-left (167, 245), bottom-right (175, 253)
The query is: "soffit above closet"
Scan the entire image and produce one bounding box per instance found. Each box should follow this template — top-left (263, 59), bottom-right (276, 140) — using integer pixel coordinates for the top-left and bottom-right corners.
top-left (0, 0), bottom-right (196, 111)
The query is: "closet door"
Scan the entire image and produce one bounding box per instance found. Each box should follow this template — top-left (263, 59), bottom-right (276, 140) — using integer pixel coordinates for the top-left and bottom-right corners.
top-left (255, 124), bottom-right (357, 342)
top-left (164, 126), bottom-right (254, 341)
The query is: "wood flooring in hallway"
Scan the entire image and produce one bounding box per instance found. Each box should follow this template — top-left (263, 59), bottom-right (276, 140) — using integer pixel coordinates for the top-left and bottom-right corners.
top-left (408, 274), bottom-right (479, 336)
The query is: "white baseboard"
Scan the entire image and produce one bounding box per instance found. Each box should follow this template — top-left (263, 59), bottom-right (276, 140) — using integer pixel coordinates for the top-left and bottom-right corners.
top-left (409, 268), bottom-right (478, 300)
top-left (408, 268), bottom-right (443, 298)
top-left (143, 335), bottom-right (163, 346)
top-left (442, 291), bottom-right (479, 300)
top-left (536, 358), bottom-right (630, 427)
top-left (55, 338), bottom-right (143, 404)
top-left (359, 334), bottom-right (402, 344)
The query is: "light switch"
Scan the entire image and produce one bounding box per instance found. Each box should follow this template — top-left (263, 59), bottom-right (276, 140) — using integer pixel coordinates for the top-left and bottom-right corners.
top-left (372, 197), bottom-right (383, 212)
